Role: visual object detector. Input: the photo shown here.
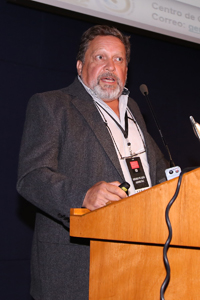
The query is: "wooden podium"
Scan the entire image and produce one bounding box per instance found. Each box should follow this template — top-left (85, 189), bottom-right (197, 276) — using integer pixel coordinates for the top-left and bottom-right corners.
top-left (70, 168), bottom-right (200, 299)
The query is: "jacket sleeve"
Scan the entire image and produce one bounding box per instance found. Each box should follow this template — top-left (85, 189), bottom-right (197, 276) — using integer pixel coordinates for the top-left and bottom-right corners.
top-left (16, 93), bottom-right (88, 227)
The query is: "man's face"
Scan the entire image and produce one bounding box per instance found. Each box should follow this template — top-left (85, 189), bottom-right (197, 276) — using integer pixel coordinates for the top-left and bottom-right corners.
top-left (77, 35), bottom-right (128, 102)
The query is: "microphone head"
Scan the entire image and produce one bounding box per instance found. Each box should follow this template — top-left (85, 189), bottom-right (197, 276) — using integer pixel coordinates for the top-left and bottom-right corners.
top-left (190, 116), bottom-right (200, 140)
top-left (140, 84), bottom-right (149, 96)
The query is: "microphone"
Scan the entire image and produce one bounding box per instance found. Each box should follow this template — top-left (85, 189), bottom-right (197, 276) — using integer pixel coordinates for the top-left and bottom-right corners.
top-left (140, 84), bottom-right (149, 96)
top-left (190, 116), bottom-right (200, 141)
top-left (139, 84), bottom-right (175, 168)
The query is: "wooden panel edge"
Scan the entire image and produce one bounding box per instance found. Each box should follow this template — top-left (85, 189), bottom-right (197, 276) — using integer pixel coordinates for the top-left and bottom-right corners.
top-left (70, 208), bottom-right (90, 216)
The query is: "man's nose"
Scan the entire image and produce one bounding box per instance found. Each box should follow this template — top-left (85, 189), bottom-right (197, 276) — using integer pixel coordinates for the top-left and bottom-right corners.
top-left (105, 59), bottom-right (115, 71)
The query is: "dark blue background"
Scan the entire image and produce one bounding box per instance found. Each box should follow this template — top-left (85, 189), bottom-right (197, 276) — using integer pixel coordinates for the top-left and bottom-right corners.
top-left (1, 1), bottom-right (200, 299)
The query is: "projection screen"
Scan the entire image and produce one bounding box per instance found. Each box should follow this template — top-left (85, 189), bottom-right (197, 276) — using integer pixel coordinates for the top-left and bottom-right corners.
top-left (29, 0), bottom-right (200, 44)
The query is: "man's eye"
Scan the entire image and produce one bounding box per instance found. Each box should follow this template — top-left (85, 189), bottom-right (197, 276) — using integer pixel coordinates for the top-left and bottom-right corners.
top-left (116, 57), bottom-right (123, 62)
top-left (96, 55), bottom-right (103, 60)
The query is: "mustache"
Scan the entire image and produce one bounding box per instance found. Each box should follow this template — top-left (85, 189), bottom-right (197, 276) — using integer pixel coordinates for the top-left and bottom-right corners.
top-left (97, 72), bottom-right (120, 84)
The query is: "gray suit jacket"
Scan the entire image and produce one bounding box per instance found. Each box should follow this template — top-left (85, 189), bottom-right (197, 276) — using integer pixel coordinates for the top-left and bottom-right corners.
top-left (17, 78), bottom-right (168, 300)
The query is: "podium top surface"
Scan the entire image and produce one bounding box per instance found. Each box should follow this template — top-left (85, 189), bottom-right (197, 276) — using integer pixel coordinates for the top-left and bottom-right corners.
top-left (70, 168), bottom-right (200, 248)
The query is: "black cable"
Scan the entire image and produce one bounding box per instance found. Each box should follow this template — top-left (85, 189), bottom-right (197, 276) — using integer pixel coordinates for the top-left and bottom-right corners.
top-left (160, 167), bottom-right (197, 300)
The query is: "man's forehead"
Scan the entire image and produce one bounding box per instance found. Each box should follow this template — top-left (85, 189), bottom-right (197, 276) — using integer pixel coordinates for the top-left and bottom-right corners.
top-left (87, 35), bottom-right (126, 53)
top-left (89, 35), bottom-right (123, 44)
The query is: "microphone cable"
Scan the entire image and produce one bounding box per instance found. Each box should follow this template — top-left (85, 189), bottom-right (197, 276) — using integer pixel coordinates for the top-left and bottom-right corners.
top-left (160, 166), bottom-right (197, 300)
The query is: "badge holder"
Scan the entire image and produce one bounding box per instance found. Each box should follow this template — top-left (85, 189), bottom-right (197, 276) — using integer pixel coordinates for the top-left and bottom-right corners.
top-left (126, 157), bottom-right (149, 193)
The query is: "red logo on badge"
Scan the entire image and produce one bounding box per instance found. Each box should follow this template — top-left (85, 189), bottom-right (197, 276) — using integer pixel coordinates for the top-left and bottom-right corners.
top-left (130, 161), bottom-right (140, 169)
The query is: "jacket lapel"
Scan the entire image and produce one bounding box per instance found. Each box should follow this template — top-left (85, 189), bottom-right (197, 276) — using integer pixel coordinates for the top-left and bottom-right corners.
top-left (65, 78), bottom-right (124, 180)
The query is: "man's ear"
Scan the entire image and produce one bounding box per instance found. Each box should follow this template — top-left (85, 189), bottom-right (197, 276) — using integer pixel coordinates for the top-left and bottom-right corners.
top-left (76, 60), bottom-right (83, 76)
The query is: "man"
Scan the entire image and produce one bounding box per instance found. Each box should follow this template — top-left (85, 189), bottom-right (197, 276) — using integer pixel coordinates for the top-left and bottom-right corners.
top-left (17, 25), bottom-right (168, 300)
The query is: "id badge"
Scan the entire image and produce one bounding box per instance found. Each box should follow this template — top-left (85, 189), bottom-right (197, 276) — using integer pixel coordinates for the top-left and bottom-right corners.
top-left (126, 157), bottom-right (149, 192)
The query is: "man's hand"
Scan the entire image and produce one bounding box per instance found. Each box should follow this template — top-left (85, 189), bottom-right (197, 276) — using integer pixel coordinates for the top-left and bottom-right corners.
top-left (82, 181), bottom-right (127, 211)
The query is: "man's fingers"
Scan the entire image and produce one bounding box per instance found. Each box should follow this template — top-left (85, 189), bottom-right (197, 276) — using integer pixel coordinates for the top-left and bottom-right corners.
top-left (82, 181), bottom-right (127, 211)
top-left (106, 181), bottom-right (128, 199)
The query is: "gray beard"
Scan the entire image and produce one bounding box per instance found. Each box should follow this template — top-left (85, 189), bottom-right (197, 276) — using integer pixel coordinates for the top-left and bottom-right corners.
top-left (92, 72), bottom-right (124, 101)
top-left (93, 84), bottom-right (122, 101)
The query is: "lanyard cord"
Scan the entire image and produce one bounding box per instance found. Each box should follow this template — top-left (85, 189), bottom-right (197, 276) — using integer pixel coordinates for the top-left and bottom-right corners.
top-left (94, 101), bottom-right (146, 159)
top-left (126, 107), bottom-right (147, 152)
top-left (95, 101), bottom-right (129, 139)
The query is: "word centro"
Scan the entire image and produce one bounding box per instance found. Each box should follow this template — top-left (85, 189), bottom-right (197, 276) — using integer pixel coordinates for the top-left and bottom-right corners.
top-left (152, 2), bottom-right (184, 27)
top-left (152, 2), bottom-right (182, 16)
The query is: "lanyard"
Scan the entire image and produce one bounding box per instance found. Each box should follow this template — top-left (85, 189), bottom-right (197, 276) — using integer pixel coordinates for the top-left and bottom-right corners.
top-left (94, 101), bottom-right (146, 159)
top-left (95, 102), bottom-right (129, 138)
